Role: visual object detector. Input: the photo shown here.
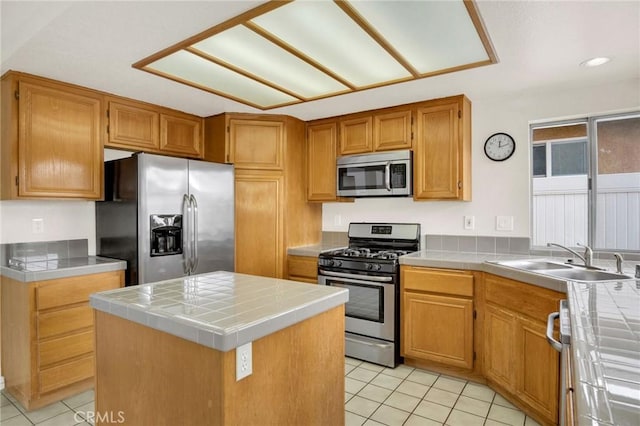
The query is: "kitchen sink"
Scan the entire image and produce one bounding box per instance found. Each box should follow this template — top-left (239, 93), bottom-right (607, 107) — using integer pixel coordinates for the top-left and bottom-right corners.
top-left (537, 268), bottom-right (632, 282)
top-left (491, 259), bottom-right (634, 282)
top-left (494, 259), bottom-right (573, 271)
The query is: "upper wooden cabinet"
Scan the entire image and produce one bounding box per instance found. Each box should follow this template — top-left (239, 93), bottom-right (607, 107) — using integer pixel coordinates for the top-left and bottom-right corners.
top-left (1, 72), bottom-right (103, 200)
top-left (107, 99), bottom-right (159, 151)
top-left (339, 116), bottom-right (373, 155)
top-left (105, 97), bottom-right (203, 159)
top-left (337, 108), bottom-right (412, 156)
top-left (160, 112), bottom-right (202, 158)
top-left (204, 114), bottom-right (284, 170)
top-left (306, 120), bottom-right (338, 202)
top-left (373, 109), bottom-right (412, 151)
top-left (414, 95), bottom-right (471, 201)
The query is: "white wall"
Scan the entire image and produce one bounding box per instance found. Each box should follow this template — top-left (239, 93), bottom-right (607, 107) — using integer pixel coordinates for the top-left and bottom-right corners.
top-left (323, 79), bottom-right (640, 237)
top-left (0, 200), bottom-right (97, 254)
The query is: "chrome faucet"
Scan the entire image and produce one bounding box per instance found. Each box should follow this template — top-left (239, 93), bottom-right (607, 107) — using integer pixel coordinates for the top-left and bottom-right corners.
top-left (547, 242), bottom-right (594, 268)
top-left (613, 253), bottom-right (624, 274)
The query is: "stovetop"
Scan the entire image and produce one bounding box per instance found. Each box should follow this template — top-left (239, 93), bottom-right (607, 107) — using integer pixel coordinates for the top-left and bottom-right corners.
top-left (320, 247), bottom-right (412, 261)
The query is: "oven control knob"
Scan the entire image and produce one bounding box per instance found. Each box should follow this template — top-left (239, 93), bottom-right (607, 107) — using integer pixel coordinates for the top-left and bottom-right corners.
top-left (327, 259), bottom-right (335, 267)
top-left (365, 263), bottom-right (373, 270)
top-left (372, 264), bottom-right (382, 271)
top-left (335, 260), bottom-right (342, 267)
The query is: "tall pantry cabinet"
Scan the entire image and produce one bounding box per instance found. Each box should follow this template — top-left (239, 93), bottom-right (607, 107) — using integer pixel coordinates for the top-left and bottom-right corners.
top-left (204, 113), bottom-right (321, 278)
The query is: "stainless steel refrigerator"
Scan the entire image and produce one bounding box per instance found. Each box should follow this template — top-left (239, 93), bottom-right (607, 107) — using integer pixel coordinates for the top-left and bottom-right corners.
top-left (96, 153), bottom-right (234, 285)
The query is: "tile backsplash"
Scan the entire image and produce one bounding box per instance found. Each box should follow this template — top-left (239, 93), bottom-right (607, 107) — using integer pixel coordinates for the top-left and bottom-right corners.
top-left (0, 239), bottom-right (88, 266)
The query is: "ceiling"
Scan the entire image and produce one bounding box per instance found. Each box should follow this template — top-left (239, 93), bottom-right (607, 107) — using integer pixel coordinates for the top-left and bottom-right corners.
top-left (1, 1), bottom-right (639, 121)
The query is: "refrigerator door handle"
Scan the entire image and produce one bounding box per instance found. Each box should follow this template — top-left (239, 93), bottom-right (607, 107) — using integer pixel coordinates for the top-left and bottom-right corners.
top-left (182, 193), bottom-right (191, 274)
top-left (190, 194), bottom-right (199, 272)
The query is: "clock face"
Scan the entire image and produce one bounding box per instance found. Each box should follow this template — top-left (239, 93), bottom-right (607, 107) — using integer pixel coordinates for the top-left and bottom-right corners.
top-left (484, 133), bottom-right (515, 161)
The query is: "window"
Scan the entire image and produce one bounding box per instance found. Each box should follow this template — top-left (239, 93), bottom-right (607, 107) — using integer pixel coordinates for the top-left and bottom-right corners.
top-left (530, 112), bottom-right (640, 252)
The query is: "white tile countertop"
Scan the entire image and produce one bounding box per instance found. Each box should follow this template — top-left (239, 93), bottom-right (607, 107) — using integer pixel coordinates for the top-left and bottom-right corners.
top-left (567, 279), bottom-right (640, 426)
top-left (0, 256), bottom-right (127, 282)
top-left (89, 271), bottom-right (349, 352)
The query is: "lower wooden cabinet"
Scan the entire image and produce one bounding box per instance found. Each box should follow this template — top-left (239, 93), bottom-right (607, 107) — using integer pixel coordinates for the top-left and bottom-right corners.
top-left (401, 266), bottom-right (474, 369)
top-left (286, 255), bottom-right (318, 284)
top-left (1, 270), bottom-right (124, 410)
top-left (483, 273), bottom-right (562, 425)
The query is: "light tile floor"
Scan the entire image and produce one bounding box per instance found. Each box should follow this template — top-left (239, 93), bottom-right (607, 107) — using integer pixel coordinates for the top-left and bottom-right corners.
top-left (0, 358), bottom-right (541, 425)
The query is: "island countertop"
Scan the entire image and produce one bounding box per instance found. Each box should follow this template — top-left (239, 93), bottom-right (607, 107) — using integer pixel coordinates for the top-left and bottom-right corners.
top-left (89, 271), bottom-right (349, 352)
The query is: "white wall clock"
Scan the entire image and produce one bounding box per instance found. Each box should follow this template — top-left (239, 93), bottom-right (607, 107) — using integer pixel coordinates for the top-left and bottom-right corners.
top-left (484, 132), bottom-right (515, 161)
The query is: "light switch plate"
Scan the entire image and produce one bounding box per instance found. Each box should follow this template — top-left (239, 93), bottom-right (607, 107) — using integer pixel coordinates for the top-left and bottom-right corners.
top-left (464, 216), bottom-right (475, 230)
top-left (496, 216), bottom-right (514, 231)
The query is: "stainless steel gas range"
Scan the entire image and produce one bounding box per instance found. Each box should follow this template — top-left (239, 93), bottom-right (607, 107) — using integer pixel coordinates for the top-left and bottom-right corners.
top-left (318, 223), bottom-right (421, 367)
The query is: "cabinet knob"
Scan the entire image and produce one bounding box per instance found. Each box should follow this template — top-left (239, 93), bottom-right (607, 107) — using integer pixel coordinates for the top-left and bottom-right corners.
top-left (458, 181), bottom-right (462, 189)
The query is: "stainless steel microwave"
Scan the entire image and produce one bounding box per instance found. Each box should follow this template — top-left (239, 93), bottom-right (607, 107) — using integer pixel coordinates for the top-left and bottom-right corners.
top-left (337, 150), bottom-right (412, 197)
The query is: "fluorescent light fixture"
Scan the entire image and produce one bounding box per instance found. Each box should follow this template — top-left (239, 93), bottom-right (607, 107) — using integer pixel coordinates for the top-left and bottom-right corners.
top-left (580, 57), bottom-right (611, 67)
top-left (134, 0), bottom-right (498, 110)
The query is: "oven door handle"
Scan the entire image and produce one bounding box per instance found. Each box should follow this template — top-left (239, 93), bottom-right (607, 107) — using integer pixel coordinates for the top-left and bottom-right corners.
top-left (318, 269), bottom-right (393, 283)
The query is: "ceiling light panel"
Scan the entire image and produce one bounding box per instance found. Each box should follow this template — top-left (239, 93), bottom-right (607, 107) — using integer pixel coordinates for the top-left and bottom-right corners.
top-left (250, 1), bottom-right (412, 88)
top-left (191, 25), bottom-right (350, 99)
top-left (146, 50), bottom-right (298, 109)
top-left (349, 1), bottom-right (490, 73)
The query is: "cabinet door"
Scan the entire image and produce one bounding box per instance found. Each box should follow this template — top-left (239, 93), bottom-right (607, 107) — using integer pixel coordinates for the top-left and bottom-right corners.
top-left (414, 101), bottom-right (460, 200)
top-left (402, 291), bottom-right (474, 368)
top-left (339, 116), bottom-right (372, 155)
top-left (373, 110), bottom-right (412, 151)
top-left (307, 122), bottom-right (338, 201)
top-left (516, 316), bottom-right (559, 424)
top-left (287, 255), bottom-right (318, 284)
top-left (18, 81), bottom-right (102, 199)
top-left (160, 113), bottom-right (203, 158)
top-left (235, 172), bottom-right (284, 278)
top-left (230, 119), bottom-right (284, 170)
top-left (484, 304), bottom-right (516, 392)
top-left (107, 100), bottom-right (159, 151)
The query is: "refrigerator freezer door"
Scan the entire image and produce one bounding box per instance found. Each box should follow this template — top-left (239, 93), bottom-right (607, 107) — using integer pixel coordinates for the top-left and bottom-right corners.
top-left (138, 154), bottom-right (189, 284)
top-left (188, 159), bottom-right (235, 274)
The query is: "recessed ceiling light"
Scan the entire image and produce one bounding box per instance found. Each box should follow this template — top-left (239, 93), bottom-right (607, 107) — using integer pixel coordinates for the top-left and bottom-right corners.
top-left (580, 57), bottom-right (611, 67)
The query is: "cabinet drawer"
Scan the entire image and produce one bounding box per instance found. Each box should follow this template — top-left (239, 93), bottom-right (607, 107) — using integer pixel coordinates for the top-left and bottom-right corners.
top-left (402, 267), bottom-right (473, 297)
top-left (39, 355), bottom-right (94, 394)
top-left (38, 304), bottom-right (93, 339)
top-left (39, 330), bottom-right (93, 368)
top-left (36, 271), bottom-right (123, 310)
top-left (287, 256), bottom-right (318, 281)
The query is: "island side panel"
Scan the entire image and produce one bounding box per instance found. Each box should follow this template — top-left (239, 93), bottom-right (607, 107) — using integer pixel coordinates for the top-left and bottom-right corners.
top-left (93, 305), bottom-right (345, 426)
top-left (221, 305), bottom-right (345, 426)
top-left (94, 310), bottom-right (225, 425)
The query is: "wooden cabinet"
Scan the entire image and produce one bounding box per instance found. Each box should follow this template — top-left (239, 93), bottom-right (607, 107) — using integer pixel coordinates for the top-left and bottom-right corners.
top-left (1, 72), bottom-right (103, 200)
top-left (414, 95), bottom-right (471, 200)
top-left (1, 270), bottom-right (124, 410)
top-left (205, 114), bottom-right (321, 279)
top-left (160, 112), bottom-right (202, 158)
top-left (286, 255), bottom-right (318, 284)
top-left (235, 171), bottom-right (284, 278)
top-left (107, 99), bottom-right (159, 151)
top-left (106, 97), bottom-right (203, 159)
top-left (337, 108), bottom-right (412, 156)
top-left (373, 109), bottom-right (412, 151)
top-left (401, 266), bottom-right (474, 369)
top-left (483, 273), bottom-right (562, 425)
top-left (339, 116), bottom-right (373, 155)
top-left (306, 120), bottom-right (338, 202)
top-left (204, 114), bottom-right (284, 170)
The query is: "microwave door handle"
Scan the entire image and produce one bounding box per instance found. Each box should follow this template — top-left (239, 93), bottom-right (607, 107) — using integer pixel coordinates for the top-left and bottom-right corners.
top-left (385, 161), bottom-right (391, 191)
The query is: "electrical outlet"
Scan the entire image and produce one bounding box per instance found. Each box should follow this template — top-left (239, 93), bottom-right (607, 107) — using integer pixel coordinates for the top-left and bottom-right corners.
top-left (334, 214), bottom-right (342, 226)
top-left (496, 216), bottom-right (514, 231)
top-left (464, 216), bottom-right (475, 230)
top-left (236, 342), bottom-right (252, 381)
top-left (32, 218), bottom-right (44, 234)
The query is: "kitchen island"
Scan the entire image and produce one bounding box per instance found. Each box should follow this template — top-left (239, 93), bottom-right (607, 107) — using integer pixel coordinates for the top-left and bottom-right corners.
top-left (89, 271), bottom-right (348, 426)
